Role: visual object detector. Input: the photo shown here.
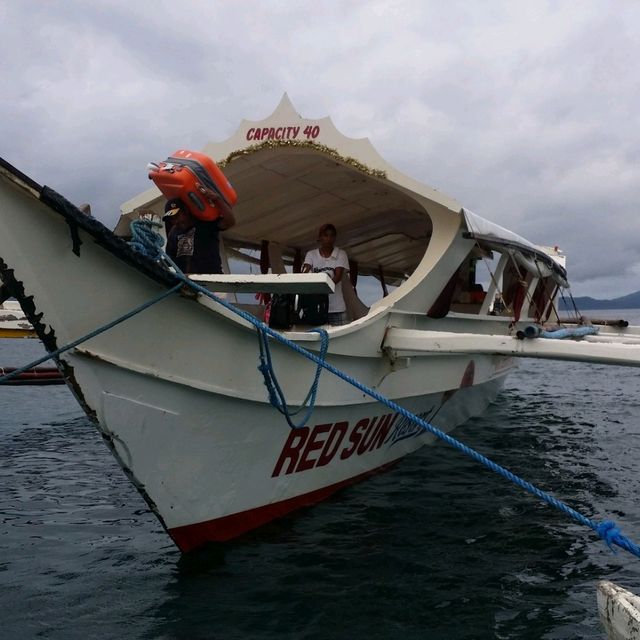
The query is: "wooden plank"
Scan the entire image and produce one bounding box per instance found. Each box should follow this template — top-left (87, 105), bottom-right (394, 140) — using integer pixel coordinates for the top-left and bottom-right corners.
top-left (188, 272), bottom-right (335, 294)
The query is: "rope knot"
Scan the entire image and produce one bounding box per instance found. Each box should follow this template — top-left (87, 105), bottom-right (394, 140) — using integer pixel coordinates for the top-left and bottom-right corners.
top-left (597, 520), bottom-right (622, 553)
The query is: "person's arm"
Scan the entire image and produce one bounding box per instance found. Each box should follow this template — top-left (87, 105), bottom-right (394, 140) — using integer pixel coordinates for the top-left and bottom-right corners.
top-left (200, 186), bottom-right (236, 230)
top-left (302, 263), bottom-right (312, 273)
top-left (216, 198), bottom-right (236, 230)
top-left (332, 267), bottom-right (344, 284)
top-left (332, 249), bottom-right (349, 283)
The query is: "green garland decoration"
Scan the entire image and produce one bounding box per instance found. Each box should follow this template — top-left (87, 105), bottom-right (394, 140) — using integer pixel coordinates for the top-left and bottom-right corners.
top-left (218, 139), bottom-right (387, 179)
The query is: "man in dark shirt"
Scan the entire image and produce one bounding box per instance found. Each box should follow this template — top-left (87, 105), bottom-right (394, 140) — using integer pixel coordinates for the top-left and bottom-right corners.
top-left (164, 191), bottom-right (235, 274)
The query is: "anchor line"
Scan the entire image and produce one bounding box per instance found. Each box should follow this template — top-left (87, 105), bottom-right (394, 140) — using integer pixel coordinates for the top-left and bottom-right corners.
top-left (2, 217), bottom-right (638, 560)
top-left (159, 248), bottom-right (640, 560)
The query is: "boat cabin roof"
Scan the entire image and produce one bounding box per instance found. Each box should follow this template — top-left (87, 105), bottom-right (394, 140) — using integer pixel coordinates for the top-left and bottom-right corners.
top-left (217, 145), bottom-right (432, 279)
top-left (118, 95), bottom-right (463, 283)
top-left (118, 95), bottom-right (565, 292)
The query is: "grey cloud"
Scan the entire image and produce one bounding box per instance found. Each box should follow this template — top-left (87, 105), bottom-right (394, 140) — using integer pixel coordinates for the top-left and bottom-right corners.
top-left (1, 0), bottom-right (639, 298)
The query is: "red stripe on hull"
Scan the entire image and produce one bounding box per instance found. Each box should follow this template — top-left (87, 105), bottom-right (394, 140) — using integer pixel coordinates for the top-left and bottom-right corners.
top-left (169, 458), bottom-right (402, 552)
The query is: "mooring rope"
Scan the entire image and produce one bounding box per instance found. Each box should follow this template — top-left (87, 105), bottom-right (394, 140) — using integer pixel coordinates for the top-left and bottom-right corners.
top-left (2, 216), bottom-right (638, 560)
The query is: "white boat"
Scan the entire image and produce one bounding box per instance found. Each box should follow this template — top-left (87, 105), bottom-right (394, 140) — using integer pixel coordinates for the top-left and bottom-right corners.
top-left (598, 581), bottom-right (640, 640)
top-left (1, 95), bottom-right (640, 552)
top-left (0, 299), bottom-right (35, 338)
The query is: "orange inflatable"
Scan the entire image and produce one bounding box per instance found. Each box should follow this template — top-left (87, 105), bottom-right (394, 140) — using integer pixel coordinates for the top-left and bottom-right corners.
top-left (148, 150), bottom-right (237, 221)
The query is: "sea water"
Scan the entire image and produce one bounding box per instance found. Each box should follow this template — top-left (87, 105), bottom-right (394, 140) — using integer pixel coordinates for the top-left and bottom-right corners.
top-left (1, 312), bottom-right (640, 639)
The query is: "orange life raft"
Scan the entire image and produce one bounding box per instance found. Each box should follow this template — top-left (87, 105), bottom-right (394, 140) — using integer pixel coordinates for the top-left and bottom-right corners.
top-left (148, 149), bottom-right (237, 221)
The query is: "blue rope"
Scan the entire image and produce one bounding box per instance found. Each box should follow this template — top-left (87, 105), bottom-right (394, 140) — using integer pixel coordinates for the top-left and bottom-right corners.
top-left (524, 325), bottom-right (599, 340)
top-left (155, 260), bottom-right (640, 558)
top-left (257, 326), bottom-right (329, 428)
top-left (129, 218), bottom-right (165, 261)
top-left (5, 221), bottom-right (640, 560)
top-left (0, 284), bottom-right (182, 385)
top-left (0, 221), bottom-right (175, 385)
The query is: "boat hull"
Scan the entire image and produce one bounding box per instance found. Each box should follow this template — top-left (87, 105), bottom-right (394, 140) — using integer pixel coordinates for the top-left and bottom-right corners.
top-left (0, 162), bottom-right (512, 551)
top-left (72, 353), bottom-right (505, 551)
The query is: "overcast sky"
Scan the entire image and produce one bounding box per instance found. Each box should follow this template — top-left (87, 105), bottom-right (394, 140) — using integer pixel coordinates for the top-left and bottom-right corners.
top-left (2, 1), bottom-right (639, 297)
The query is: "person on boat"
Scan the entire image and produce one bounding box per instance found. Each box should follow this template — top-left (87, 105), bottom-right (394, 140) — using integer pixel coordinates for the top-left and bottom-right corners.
top-left (302, 223), bottom-right (350, 326)
top-left (163, 191), bottom-right (235, 274)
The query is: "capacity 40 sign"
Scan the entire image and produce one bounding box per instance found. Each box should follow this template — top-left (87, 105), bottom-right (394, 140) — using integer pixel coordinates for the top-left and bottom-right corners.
top-left (246, 125), bottom-right (321, 141)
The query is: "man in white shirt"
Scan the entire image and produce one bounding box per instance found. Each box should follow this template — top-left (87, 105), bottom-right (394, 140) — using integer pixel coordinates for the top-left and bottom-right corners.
top-left (302, 223), bottom-right (350, 325)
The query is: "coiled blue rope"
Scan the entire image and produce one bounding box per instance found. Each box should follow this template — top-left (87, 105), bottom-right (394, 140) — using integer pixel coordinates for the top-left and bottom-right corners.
top-left (129, 218), bottom-right (165, 261)
top-left (524, 325), bottom-right (599, 340)
top-left (257, 326), bottom-right (329, 428)
top-left (2, 220), bottom-right (639, 560)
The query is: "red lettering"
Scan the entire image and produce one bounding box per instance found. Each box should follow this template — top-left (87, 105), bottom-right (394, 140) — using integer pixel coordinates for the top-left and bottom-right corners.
top-left (316, 422), bottom-right (348, 468)
top-left (302, 125), bottom-right (320, 139)
top-left (296, 424), bottom-right (332, 472)
top-left (341, 418), bottom-right (369, 460)
top-left (357, 416), bottom-right (380, 455)
top-left (247, 125), bottom-right (308, 141)
top-left (368, 414), bottom-right (398, 451)
top-left (271, 427), bottom-right (309, 477)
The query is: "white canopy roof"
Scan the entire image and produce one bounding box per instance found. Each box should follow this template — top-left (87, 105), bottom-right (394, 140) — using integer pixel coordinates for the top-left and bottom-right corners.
top-left (119, 94), bottom-right (463, 278)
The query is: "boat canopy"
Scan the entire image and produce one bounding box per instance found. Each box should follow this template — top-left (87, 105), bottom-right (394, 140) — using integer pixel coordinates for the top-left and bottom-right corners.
top-left (463, 208), bottom-right (568, 286)
top-left (119, 94), bottom-right (468, 284)
top-left (219, 145), bottom-right (432, 279)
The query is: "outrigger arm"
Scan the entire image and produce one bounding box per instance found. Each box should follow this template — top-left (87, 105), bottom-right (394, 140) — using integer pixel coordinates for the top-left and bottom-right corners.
top-left (383, 327), bottom-right (640, 368)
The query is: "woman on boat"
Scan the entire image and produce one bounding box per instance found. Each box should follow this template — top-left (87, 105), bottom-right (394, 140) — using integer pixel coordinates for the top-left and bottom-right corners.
top-left (302, 223), bottom-right (350, 326)
top-left (164, 190), bottom-right (235, 274)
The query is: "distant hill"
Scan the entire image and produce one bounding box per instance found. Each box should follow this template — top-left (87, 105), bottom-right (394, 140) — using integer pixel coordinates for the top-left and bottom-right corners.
top-left (559, 290), bottom-right (640, 310)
